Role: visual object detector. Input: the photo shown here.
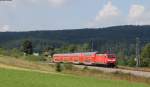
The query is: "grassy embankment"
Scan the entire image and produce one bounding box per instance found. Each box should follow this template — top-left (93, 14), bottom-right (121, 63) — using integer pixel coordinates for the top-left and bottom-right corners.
top-left (0, 55), bottom-right (150, 87)
top-left (0, 55), bottom-right (54, 72)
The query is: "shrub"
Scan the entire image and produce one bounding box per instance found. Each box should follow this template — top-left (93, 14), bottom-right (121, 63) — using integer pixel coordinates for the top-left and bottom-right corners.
top-left (141, 58), bottom-right (150, 67)
top-left (141, 43), bottom-right (150, 67)
top-left (63, 63), bottom-right (73, 70)
top-left (82, 66), bottom-right (89, 71)
top-left (128, 57), bottom-right (136, 67)
top-left (24, 55), bottom-right (45, 61)
top-left (10, 48), bottom-right (23, 58)
top-left (55, 63), bottom-right (62, 72)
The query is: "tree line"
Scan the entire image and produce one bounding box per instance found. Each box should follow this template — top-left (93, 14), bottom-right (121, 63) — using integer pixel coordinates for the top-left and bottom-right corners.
top-left (19, 40), bottom-right (150, 67)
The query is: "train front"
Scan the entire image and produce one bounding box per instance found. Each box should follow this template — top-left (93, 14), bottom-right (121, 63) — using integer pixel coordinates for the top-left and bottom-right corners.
top-left (95, 53), bottom-right (117, 67)
top-left (105, 54), bottom-right (117, 67)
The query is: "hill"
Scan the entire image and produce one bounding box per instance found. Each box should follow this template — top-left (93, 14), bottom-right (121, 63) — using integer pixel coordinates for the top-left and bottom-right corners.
top-left (0, 25), bottom-right (150, 51)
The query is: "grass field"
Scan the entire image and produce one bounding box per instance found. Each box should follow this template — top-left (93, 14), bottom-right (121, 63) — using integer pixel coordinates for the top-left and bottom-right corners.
top-left (0, 55), bottom-right (150, 87)
top-left (0, 68), bottom-right (149, 87)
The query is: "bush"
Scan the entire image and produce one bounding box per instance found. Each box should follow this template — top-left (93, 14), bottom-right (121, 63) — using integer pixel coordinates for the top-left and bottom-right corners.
top-left (82, 66), bottom-right (89, 71)
top-left (117, 58), bottom-right (128, 66)
top-left (55, 63), bottom-right (62, 72)
top-left (10, 48), bottom-right (23, 58)
top-left (141, 58), bottom-right (150, 67)
top-left (0, 48), bottom-right (10, 56)
top-left (128, 57), bottom-right (136, 67)
top-left (141, 43), bottom-right (150, 67)
top-left (24, 55), bottom-right (45, 61)
top-left (0, 48), bottom-right (23, 58)
top-left (63, 63), bottom-right (73, 70)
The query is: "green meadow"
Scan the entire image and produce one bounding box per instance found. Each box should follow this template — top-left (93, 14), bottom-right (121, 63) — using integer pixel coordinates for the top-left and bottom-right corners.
top-left (0, 68), bottom-right (149, 87)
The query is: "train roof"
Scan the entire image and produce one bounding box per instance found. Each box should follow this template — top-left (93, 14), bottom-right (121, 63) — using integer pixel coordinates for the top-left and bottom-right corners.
top-left (54, 52), bottom-right (98, 56)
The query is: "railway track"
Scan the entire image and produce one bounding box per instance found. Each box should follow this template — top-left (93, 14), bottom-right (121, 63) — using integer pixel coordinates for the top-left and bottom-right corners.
top-left (118, 66), bottom-right (150, 72)
top-left (44, 62), bottom-right (150, 78)
top-left (73, 65), bottom-right (150, 78)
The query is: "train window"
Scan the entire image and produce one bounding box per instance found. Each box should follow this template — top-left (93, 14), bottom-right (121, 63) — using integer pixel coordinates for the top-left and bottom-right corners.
top-left (97, 54), bottom-right (105, 56)
top-left (107, 55), bottom-right (115, 58)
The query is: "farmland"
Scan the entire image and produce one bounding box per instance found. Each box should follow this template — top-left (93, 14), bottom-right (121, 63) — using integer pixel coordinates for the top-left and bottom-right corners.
top-left (0, 68), bottom-right (149, 87)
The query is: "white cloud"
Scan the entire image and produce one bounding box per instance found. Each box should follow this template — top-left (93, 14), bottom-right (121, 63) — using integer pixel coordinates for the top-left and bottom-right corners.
top-left (0, 25), bottom-right (10, 32)
top-left (95, 1), bottom-right (119, 21)
top-left (0, 0), bottom-right (17, 8)
top-left (88, 2), bottom-right (150, 28)
top-left (128, 5), bottom-right (144, 18)
top-left (0, 0), bottom-right (68, 8)
top-left (88, 1), bottom-right (123, 27)
top-left (48, 0), bottom-right (67, 7)
top-left (128, 4), bottom-right (150, 25)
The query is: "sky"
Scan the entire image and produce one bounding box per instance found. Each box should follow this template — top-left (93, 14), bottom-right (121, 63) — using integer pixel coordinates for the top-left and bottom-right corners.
top-left (0, 0), bottom-right (150, 31)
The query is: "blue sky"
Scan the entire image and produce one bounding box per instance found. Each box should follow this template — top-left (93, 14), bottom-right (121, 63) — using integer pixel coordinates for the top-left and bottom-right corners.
top-left (0, 0), bottom-right (150, 31)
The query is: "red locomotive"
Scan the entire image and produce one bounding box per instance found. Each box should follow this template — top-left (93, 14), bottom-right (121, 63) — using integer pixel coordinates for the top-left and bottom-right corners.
top-left (52, 52), bottom-right (116, 67)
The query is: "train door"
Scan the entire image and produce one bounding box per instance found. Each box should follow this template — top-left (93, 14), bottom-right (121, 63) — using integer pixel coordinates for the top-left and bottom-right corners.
top-left (73, 55), bottom-right (80, 64)
top-left (83, 55), bottom-right (93, 65)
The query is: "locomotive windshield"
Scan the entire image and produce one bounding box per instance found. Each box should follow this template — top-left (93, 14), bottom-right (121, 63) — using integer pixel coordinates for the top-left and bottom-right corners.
top-left (107, 55), bottom-right (115, 58)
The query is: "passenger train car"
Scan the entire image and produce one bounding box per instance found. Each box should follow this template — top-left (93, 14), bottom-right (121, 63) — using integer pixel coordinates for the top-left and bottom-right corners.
top-left (52, 52), bottom-right (116, 67)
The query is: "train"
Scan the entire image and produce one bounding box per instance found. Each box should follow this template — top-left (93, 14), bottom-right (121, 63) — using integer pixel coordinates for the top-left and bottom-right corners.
top-left (52, 52), bottom-right (117, 67)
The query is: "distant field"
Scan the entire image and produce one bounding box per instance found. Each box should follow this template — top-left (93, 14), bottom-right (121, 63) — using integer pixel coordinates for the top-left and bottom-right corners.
top-left (0, 68), bottom-right (149, 87)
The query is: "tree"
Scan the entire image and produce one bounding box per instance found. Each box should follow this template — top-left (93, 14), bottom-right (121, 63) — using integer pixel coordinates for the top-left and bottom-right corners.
top-left (117, 51), bottom-right (128, 66)
top-left (141, 43), bottom-right (150, 67)
top-left (68, 44), bottom-right (77, 53)
top-left (81, 43), bottom-right (91, 52)
top-left (22, 40), bottom-right (33, 55)
top-left (44, 46), bottom-right (55, 57)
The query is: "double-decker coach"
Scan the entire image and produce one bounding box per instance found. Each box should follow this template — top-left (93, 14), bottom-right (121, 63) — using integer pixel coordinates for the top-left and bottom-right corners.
top-left (52, 52), bottom-right (116, 67)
